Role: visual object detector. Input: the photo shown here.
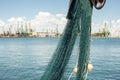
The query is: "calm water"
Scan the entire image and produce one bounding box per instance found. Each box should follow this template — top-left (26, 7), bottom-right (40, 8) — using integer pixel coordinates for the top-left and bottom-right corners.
top-left (0, 38), bottom-right (120, 80)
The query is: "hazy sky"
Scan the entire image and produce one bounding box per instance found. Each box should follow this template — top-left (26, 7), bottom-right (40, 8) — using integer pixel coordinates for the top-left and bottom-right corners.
top-left (0, 0), bottom-right (120, 35)
top-left (0, 0), bottom-right (120, 23)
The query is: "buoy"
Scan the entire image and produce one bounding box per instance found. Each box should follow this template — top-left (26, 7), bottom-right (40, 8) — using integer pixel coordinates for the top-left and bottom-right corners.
top-left (73, 67), bottom-right (78, 73)
top-left (87, 63), bottom-right (93, 71)
top-left (73, 64), bottom-right (93, 74)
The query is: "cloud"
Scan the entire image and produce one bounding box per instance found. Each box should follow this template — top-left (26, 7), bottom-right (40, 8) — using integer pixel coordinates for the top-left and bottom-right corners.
top-left (0, 11), bottom-right (120, 37)
top-left (8, 17), bottom-right (25, 23)
top-left (0, 20), bottom-right (5, 26)
top-left (29, 11), bottom-right (67, 33)
top-left (2, 17), bottom-right (26, 34)
top-left (0, 20), bottom-right (5, 33)
top-left (92, 20), bottom-right (120, 37)
top-left (1, 12), bottom-right (67, 34)
top-left (8, 17), bottom-right (16, 22)
top-left (91, 23), bottom-right (99, 34)
top-left (109, 19), bottom-right (120, 37)
top-left (37, 12), bottom-right (51, 17)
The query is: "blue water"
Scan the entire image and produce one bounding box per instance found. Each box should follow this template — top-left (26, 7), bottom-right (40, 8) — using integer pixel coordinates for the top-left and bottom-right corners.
top-left (0, 38), bottom-right (120, 80)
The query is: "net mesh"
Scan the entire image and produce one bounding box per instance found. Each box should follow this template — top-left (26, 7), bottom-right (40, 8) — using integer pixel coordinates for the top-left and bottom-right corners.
top-left (40, 0), bottom-right (93, 80)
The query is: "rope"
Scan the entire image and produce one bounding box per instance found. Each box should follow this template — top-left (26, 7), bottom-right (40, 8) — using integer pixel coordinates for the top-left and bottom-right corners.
top-left (68, 71), bottom-right (74, 80)
top-left (67, 33), bottom-right (80, 80)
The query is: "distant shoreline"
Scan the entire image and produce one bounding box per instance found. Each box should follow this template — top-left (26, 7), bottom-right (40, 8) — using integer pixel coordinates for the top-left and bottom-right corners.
top-left (91, 36), bottom-right (120, 39)
top-left (0, 36), bottom-right (120, 39)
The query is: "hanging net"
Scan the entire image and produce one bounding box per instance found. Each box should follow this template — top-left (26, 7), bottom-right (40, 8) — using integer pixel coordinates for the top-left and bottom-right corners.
top-left (40, 0), bottom-right (105, 80)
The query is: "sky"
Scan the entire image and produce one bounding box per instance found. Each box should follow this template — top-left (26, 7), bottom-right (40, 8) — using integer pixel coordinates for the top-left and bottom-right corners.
top-left (0, 0), bottom-right (120, 35)
top-left (0, 0), bottom-right (69, 21)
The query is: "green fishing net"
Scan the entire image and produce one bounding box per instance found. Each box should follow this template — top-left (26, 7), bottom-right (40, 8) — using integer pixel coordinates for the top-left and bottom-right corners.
top-left (40, 0), bottom-right (93, 80)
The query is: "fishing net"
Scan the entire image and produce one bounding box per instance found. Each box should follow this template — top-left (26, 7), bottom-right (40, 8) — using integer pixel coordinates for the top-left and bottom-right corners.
top-left (40, 0), bottom-right (93, 80)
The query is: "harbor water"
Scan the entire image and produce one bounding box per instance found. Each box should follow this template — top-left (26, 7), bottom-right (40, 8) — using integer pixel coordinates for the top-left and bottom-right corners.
top-left (0, 38), bottom-right (120, 80)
